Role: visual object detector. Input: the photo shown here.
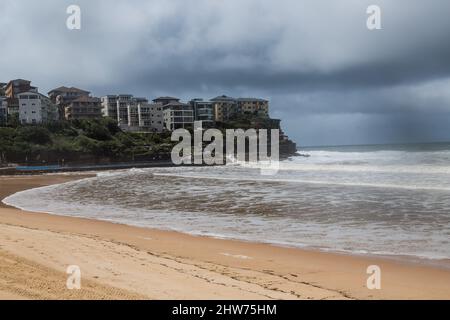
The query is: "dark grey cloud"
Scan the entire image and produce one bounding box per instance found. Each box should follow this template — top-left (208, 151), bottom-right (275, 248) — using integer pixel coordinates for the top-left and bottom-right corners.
top-left (1, 0), bottom-right (450, 145)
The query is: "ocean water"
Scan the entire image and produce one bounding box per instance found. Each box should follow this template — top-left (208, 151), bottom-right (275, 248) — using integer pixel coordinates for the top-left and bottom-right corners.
top-left (3, 142), bottom-right (450, 264)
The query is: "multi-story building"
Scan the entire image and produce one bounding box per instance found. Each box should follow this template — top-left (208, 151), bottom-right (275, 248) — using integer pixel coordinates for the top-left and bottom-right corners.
top-left (64, 96), bottom-right (102, 120)
top-left (126, 97), bottom-right (148, 130)
top-left (17, 92), bottom-right (58, 124)
top-left (48, 86), bottom-right (90, 120)
top-left (0, 97), bottom-right (7, 125)
top-left (101, 95), bottom-right (119, 120)
top-left (237, 98), bottom-right (269, 118)
top-left (190, 99), bottom-right (214, 126)
top-left (102, 95), bottom-right (149, 130)
top-left (163, 102), bottom-right (194, 131)
top-left (137, 102), bottom-right (164, 133)
top-left (210, 95), bottom-right (240, 122)
top-left (48, 86), bottom-right (91, 104)
top-left (210, 95), bottom-right (270, 122)
top-left (113, 94), bottom-right (133, 128)
top-left (5, 79), bottom-right (37, 98)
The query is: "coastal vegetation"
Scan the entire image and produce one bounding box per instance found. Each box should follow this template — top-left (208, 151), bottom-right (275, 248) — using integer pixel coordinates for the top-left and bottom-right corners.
top-left (0, 118), bottom-right (175, 165)
top-left (0, 114), bottom-right (297, 166)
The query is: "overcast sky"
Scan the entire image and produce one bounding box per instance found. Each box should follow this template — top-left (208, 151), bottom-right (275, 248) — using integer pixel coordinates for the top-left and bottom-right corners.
top-left (1, 0), bottom-right (450, 146)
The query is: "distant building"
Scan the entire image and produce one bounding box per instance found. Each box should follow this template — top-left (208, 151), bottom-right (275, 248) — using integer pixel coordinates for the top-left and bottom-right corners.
top-left (237, 98), bottom-right (269, 118)
top-left (0, 97), bottom-right (7, 125)
top-left (112, 94), bottom-right (133, 128)
top-left (5, 79), bottom-right (37, 98)
top-left (101, 95), bottom-right (119, 120)
top-left (48, 86), bottom-right (90, 104)
top-left (127, 97), bottom-right (148, 130)
top-left (153, 96), bottom-right (180, 106)
top-left (64, 96), bottom-right (102, 120)
top-left (17, 92), bottom-right (58, 124)
top-left (101, 95), bottom-right (150, 131)
top-left (190, 99), bottom-right (214, 126)
top-left (48, 86), bottom-right (90, 120)
top-left (210, 95), bottom-right (270, 122)
top-left (163, 102), bottom-right (194, 131)
top-left (210, 95), bottom-right (240, 122)
top-left (137, 102), bottom-right (165, 133)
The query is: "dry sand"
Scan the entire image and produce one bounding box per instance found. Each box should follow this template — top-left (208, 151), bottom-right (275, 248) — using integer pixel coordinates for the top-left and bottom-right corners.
top-left (0, 174), bottom-right (449, 300)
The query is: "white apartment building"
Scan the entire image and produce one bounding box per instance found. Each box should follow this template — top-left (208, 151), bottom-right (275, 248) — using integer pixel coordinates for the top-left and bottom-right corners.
top-left (101, 95), bottom-right (119, 119)
top-left (101, 95), bottom-right (149, 131)
top-left (116, 94), bottom-right (134, 128)
top-left (163, 102), bottom-right (194, 131)
top-left (137, 102), bottom-right (164, 133)
top-left (127, 97), bottom-right (148, 130)
top-left (17, 92), bottom-right (58, 124)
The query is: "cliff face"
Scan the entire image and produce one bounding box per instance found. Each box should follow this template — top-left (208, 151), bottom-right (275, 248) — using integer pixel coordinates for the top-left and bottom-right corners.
top-left (215, 116), bottom-right (298, 159)
top-left (279, 135), bottom-right (297, 158)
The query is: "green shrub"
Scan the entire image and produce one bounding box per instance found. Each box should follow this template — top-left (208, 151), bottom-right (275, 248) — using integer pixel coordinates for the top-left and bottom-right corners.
top-left (16, 126), bottom-right (52, 145)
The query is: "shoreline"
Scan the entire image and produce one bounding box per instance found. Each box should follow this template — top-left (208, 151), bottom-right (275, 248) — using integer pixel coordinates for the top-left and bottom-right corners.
top-left (3, 172), bottom-right (450, 270)
top-left (1, 174), bottom-right (450, 299)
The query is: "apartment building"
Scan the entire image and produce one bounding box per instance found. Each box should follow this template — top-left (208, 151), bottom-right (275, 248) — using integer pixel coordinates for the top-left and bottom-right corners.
top-left (48, 86), bottom-right (90, 104)
top-left (210, 95), bottom-right (240, 122)
top-left (0, 97), bottom-right (7, 125)
top-left (190, 99), bottom-right (214, 126)
top-left (127, 97), bottom-right (148, 130)
top-left (64, 96), bottom-right (102, 120)
top-left (237, 98), bottom-right (269, 118)
top-left (137, 102), bottom-right (164, 133)
top-left (101, 95), bottom-right (119, 119)
top-left (48, 86), bottom-right (90, 120)
top-left (5, 79), bottom-right (37, 98)
top-left (163, 102), bottom-right (194, 131)
top-left (101, 95), bottom-right (149, 130)
top-left (17, 92), bottom-right (58, 124)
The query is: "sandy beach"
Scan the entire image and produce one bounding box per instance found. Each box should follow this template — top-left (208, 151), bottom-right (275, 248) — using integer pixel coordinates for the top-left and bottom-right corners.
top-left (0, 174), bottom-right (449, 300)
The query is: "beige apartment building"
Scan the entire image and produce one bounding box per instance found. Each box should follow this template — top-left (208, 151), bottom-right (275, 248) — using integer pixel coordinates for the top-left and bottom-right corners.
top-left (65, 96), bottom-right (102, 120)
top-left (48, 86), bottom-right (91, 120)
top-left (210, 95), bottom-right (239, 122)
top-left (211, 95), bottom-right (270, 122)
top-left (237, 98), bottom-right (269, 118)
top-left (5, 79), bottom-right (37, 98)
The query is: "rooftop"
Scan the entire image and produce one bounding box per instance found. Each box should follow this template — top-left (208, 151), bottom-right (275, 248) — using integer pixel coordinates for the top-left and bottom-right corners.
top-left (210, 95), bottom-right (236, 102)
top-left (237, 97), bottom-right (268, 102)
top-left (48, 86), bottom-right (90, 95)
top-left (153, 96), bottom-right (180, 102)
top-left (7, 79), bottom-right (31, 85)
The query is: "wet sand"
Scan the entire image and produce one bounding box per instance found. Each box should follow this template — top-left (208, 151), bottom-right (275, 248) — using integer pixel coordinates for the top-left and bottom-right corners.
top-left (0, 174), bottom-right (449, 299)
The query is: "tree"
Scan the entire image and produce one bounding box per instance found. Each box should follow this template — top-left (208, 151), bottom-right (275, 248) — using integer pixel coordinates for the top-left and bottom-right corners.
top-left (16, 126), bottom-right (52, 145)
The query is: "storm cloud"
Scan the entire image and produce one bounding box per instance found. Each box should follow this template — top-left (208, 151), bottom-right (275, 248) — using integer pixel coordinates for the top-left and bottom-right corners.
top-left (1, 0), bottom-right (450, 145)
